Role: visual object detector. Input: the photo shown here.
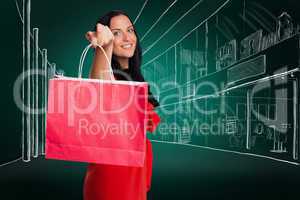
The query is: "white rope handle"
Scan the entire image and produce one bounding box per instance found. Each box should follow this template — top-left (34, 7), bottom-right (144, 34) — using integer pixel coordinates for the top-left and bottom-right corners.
top-left (78, 43), bottom-right (114, 80)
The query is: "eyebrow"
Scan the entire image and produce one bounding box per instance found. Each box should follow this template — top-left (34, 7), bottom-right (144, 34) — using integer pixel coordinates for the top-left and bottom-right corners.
top-left (111, 25), bottom-right (134, 31)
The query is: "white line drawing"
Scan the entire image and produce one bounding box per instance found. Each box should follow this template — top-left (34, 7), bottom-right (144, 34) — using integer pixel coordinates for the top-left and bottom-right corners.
top-left (143, 0), bottom-right (300, 165)
top-left (0, 157), bottom-right (22, 168)
top-left (41, 49), bottom-right (48, 155)
top-left (157, 68), bottom-right (299, 108)
top-left (15, 0), bottom-right (53, 67)
top-left (133, 0), bottom-right (149, 25)
top-left (144, 2), bottom-right (299, 163)
top-left (142, 0), bottom-right (231, 67)
top-left (0, 0), bottom-right (61, 167)
top-left (24, 0), bottom-right (31, 162)
top-left (292, 78), bottom-right (298, 159)
top-left (142, 0), bottom-right (205, 55)
top-left (6, 0), bottom-right (300, 169)
top-left (151, 140), bottom-right (300, 166)
top-left (246, 90), bottom-right (251, 150)
top-left (33, 27), bottom-right (39, 158)
top-left (140, 0), bottom-right (178, 41)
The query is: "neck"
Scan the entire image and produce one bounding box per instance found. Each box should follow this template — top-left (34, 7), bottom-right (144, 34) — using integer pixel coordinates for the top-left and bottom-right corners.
top-left (116, 57), bottom-right (129, 69)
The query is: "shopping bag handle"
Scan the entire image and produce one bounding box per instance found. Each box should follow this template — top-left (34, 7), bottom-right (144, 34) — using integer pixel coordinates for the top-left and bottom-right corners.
top-left (78, 43), bottom-right (114, 80)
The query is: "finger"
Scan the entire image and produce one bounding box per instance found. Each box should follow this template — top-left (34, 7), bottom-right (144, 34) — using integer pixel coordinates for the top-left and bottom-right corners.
top-left (102, 26), bottom-right (108, 44)
top-left (91, 37), bottom-right (98, 48)
top-left (107, 26), bottom-right (114, 41)
top-left (104, 26), bottom-right (113, 43)
top-left (104, 26), bottom-right (111, 36)
top-left (106, 25), bottom-right (112, 33)
top-left (90, 34), bottom-right (97, 48)
top-left (85, 31), bottom-right (93, 41)
top-left (96, 23), bottom-right (104, 36)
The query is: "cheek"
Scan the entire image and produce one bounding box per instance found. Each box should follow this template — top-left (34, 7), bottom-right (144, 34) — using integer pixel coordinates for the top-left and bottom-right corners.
top-left (131, 35), bottom-right (137, 45)
top-left (131, 37), bottom-right (137, 50)
top-left (112, 41), bottom-right (123, 55)
top-left (113, 38), bottom-right (122, 49)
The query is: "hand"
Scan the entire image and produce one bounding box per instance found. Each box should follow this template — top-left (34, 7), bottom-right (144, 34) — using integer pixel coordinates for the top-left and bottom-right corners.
top-left (85, 23), bottom-right (114, 48)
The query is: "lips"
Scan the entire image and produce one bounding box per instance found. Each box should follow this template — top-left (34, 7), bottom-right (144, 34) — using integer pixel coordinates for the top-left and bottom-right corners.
top-left (121, 43), bottom-right (133, 49)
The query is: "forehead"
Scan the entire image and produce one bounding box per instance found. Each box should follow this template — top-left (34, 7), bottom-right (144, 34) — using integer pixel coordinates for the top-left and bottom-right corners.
top-left (110, 15), bottom-right (133, 29)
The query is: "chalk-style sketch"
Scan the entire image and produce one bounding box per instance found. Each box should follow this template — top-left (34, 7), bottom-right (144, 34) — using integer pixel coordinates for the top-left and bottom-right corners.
top-left (142, 0), bottom-right (205, 55)
top-left (0, 0), bottom-right (64, 167)
top-left (140, 0), bottom-right (178, 41)
top-left (142, 0), bottom-right (300, 165)
top-left (216, 39), bottom-right (237, 70)
top-left (240, 30), bottom-right (263, 59)
top-left (133, 0), bottom-right (149, 25)
top-left (3, 0), bottom-right (300, 168)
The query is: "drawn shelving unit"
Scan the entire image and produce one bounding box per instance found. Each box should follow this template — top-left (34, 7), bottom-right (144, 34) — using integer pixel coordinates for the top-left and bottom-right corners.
top-left (142, 0), bottom-right (300, 165)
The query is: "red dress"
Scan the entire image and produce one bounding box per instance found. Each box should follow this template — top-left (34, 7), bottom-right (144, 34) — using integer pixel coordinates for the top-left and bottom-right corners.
top-left (83, 102), bottom-right (160, 200)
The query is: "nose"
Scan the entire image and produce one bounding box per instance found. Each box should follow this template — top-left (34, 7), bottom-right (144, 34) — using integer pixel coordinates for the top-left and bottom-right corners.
top-left (122, 32), bottom-right (130, 41)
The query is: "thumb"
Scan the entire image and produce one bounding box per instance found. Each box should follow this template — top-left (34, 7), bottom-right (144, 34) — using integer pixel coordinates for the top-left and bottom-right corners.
top-left (96, 23), bottom-right (104, 37)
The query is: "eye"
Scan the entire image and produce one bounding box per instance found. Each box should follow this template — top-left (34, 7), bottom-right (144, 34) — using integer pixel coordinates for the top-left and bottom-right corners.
top-left (128, 28), bottom-right (135, 33)
top-left (113, 31), bottom-right (121, 36)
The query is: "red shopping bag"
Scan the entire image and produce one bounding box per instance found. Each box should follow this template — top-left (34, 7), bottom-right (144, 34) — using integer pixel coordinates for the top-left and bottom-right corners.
top-left (45, 44), bottom-right (149, 167)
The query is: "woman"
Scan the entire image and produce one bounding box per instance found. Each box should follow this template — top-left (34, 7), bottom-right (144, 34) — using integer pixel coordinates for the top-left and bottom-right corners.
top-left (83, 10), bottom-right (160, 200)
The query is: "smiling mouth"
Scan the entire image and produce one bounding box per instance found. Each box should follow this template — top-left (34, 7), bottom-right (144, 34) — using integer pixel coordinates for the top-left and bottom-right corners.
top-left (121, 44), bottom-right (133, 49)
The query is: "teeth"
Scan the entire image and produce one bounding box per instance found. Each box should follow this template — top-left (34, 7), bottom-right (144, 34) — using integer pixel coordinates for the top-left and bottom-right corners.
top-left (122, 44), bottom-right (132, 49)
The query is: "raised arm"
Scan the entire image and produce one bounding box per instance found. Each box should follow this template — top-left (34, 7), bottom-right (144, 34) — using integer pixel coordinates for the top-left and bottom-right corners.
top-left (86, 23), bottom-right (115, 80)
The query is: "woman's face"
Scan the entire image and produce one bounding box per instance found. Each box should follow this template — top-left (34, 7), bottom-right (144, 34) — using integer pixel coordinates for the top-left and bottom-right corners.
top-left (109, 15), bottom-right (137, 59)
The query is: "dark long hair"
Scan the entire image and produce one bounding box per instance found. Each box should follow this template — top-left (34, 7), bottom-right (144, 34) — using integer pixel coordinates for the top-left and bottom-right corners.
top-left (95, 10), bottom-right (159, 107)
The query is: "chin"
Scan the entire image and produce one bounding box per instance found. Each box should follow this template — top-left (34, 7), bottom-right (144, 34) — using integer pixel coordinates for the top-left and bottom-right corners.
top-left (121, 52), bottom-right (135, 58)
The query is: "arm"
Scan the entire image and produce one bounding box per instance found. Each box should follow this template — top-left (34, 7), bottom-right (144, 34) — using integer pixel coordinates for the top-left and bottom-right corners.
top-left (86, 24), bottom-right (115, 80)
top-left (89, 44), bottom-right (114, 80)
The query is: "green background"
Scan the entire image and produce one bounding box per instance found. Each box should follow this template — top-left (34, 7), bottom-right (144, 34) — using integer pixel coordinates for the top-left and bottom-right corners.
top-left (1, 0), bottom-right (300, 199)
